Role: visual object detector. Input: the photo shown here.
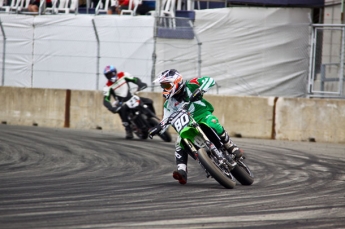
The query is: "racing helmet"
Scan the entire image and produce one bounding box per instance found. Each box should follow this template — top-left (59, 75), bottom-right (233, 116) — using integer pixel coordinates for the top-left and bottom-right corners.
top-left (154, 69), bottom-right (184, 99)
top-left (104, 65), bottom-right (118, 82)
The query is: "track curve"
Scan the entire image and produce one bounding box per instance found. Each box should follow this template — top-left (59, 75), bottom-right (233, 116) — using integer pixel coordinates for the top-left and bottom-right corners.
top-left (0, 125), bottom-right (344, 229)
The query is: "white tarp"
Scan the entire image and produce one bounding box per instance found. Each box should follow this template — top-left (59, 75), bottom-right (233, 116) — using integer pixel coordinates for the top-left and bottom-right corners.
top-left (0, 15), bottom-right (34, 87)
top-left (155, 7), bottom-right (312, 97)
top-left (0, 14), bottom-right (155, 90)
top-left (0, 7), bottom-right (311, 97)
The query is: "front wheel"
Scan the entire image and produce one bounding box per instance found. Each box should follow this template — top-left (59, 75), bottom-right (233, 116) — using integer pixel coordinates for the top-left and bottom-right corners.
top-left (131, 116), bottom-right (149, 140)
top-left (197, 148), bottom-right (236, 189)
top-left (132, 123), bottom-right (149, 139)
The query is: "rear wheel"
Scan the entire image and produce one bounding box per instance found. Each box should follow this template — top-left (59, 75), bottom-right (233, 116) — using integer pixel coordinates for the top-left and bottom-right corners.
top-left (231, 166), bottom-right (254, 185)
top-left (197, 148), bottom-right (236, 189)
top-left (148, 118), bottom-right (172, 142)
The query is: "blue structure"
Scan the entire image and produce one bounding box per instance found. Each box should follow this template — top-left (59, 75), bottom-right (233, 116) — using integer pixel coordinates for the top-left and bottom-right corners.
top-left (196, 0), bottom-right (324, 10)
top-left (227, 0), bottom-right (324, 7)
top-left (158, 0), bottom-right (325, 40)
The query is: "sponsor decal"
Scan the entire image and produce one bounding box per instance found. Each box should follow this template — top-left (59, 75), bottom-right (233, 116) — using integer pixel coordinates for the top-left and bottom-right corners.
top-left (189, 78), bottom-right (200, 86)
top-left (175, 151), bottom-right (182, 159)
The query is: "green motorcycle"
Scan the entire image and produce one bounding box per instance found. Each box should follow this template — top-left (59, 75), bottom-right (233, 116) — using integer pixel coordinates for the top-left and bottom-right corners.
top-left (159, 102), bottom-right (254, 189)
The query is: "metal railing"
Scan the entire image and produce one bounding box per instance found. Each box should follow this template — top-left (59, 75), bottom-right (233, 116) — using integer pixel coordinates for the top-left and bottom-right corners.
top-left (308, 24), bottom-right (345, 98)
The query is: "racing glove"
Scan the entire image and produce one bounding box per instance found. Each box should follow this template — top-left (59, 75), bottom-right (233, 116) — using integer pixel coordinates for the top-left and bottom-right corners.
top-left (138, 82), bottom-right (147, 91)
top-left (190, 88), bottom-right (204, 102)
top-left (110, 105), bottom-right (122, 114)
top-left (135, 78), bottom-right (147, 91)
top-left (149, 124), bottom-right (162, 139)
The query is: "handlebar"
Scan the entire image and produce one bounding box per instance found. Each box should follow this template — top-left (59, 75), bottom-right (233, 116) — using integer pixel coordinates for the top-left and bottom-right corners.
top-left (139, 85), bottom-right (147, 91)
top-left (160, 101), bottom-right (191, 128)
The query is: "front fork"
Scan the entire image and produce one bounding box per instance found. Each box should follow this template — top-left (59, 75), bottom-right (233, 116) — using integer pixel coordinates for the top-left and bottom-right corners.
top-left (182, 126), bottom-right (237, 177)
top-left (194, 125), bottom-right (237, 169)
top-left (182, 138), bottom-right (210, 177)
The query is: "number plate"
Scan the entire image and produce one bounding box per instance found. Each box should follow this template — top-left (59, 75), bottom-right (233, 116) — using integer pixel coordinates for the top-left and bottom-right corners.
top-left (125, 95), bottom-right (140, 108)
top-left (171, 111), bottom-right (190, 133)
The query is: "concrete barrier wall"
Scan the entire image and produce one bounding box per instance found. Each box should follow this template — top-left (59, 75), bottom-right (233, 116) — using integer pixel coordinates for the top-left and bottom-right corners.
top-left (1, 87), bottom-right (344, 144)
top-left (69, 90), bottom-right (123, 131)
top-left (205, 95), bottom-right (275, 139)
top-left (0, 87), bottom-right (66, 127)
top-left (275, 97), bottom-right (345, 143)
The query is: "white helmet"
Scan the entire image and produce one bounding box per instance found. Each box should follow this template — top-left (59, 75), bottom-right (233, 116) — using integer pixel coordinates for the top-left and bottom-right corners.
top-left (154, 69), bottom-right (184, 99)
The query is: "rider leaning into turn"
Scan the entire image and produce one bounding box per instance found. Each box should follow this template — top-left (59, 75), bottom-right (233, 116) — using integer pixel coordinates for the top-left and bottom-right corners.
top-left (149, 69), bottom-right (243, 185)
top-left (103, 65), bottom-right (153, 139)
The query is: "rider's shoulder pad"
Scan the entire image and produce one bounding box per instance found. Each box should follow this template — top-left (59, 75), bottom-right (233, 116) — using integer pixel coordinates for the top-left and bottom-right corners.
top-left (103, 86), bottom-right (110, 96)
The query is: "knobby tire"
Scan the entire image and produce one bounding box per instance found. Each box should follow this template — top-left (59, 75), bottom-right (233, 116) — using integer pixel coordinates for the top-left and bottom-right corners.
top-left (231, 164), bottom-right (254, 185)
top-left (197, 148), bottom-right (236, 189)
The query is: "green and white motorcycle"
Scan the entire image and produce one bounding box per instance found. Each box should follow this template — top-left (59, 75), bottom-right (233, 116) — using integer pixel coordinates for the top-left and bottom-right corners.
top-left (158, 102), bottom-right (254, 189)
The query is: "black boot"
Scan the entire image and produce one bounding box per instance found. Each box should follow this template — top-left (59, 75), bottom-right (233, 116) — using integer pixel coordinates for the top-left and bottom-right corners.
top-left (173, 158), bottom-right (188, 184)
top-left (123, 122), bottom-right (133, 139)
top-left (219, 130), bottom-right (243, 159)
top-left (173, 151), bottom-right (188, 184)
top-left (125, 128), bottom-right (133, 139)
top-left (173, 169), bottom-right (187, 185)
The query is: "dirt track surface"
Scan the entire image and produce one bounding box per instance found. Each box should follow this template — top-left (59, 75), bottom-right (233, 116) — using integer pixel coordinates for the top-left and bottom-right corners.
top-left (0, 125), bottom-right (344, 229)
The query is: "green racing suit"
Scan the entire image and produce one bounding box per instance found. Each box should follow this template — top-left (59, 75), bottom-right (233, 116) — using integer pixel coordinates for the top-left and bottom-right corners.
top-left (162, 76), bottom-right (224, 136)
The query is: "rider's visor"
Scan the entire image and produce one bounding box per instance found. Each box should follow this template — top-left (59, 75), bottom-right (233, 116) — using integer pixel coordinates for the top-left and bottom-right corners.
top-left (105, 72), bottom-right (117, 80)
top-left (160, 82), bottom-right (173, 90)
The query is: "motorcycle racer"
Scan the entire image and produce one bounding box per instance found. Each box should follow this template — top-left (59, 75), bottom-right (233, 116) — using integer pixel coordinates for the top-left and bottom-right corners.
top-left (103, 65), bottom-right (154, 139)
top-left (149, 69), bottom-right (243, 185)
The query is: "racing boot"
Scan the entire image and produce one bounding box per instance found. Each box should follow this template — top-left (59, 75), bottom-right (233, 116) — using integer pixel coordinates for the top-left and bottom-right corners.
top-left (123, 122), bottom-right (133, 139)
top-left (173, 163), bottom-right (187, 185)
top-left (219, 130), bottom-right (243, 160)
